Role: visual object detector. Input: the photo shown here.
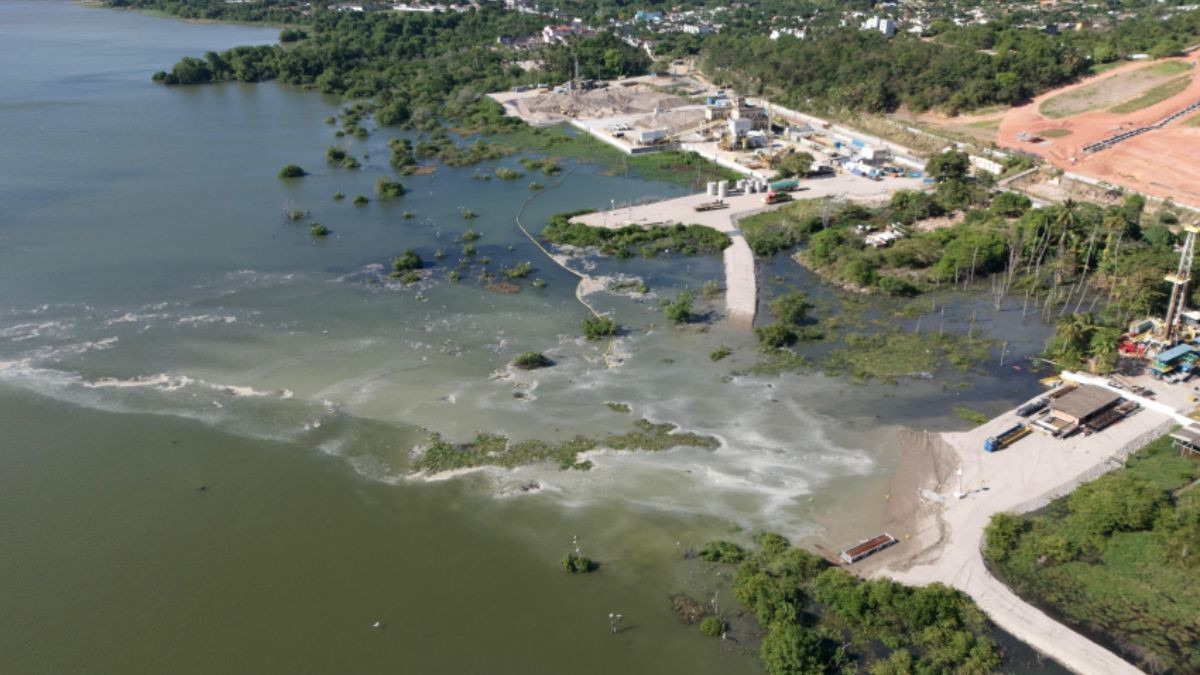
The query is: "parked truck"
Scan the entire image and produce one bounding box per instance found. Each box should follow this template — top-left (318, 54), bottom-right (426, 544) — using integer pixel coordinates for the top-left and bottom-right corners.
top-left (984, 424), bottom-right (1030, 452)
top-left (769, 178), bottom-right (801, 192)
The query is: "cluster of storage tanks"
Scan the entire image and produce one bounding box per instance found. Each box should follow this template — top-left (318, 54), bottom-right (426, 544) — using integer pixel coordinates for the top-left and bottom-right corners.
top-left (705, 179), bottom-right (773, 198)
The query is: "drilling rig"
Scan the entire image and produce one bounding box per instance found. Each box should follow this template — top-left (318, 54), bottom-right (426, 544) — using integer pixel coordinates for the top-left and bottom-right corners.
top-left (1162, 224), bottom-right (1200, 343)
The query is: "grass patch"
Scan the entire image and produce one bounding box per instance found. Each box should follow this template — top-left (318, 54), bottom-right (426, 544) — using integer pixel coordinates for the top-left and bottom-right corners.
top-left (1040, 128), bottom-right (1073, 138)
top-left (1088, 61), bottom-right (1125, 75)
top-left (952, 405), bottom-right (990, 426)
top-left (489, 124), bottom-right (740, 188)
top-left (821, 331), bottom-right (994, 384)
top-left (966, 118), bottom-right (1001, 130)
top-left (1108, 75), bottom-right (1191, 113)
top-left (1040, 63), bottom-right (1191, 119)
top-left (543, 211), bottom-right (730, 258)
top-left (1185, 112), bottom-right (1200, 127)
top-left (605, 401), bottom-right (630, 413)
top-left (1144, 60), bottom-right (1192, 76)
top-left (737, 198), bottom-right (826, 256)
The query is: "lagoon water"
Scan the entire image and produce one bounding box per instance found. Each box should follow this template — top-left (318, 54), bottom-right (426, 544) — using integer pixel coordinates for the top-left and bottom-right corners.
top-left (0, 2), bottom-right (1058, 672)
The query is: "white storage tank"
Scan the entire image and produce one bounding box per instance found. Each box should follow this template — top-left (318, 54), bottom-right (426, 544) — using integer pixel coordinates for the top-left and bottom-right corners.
top-left (717, 180), bottom-right (728, 199)
top-left (634, 127), bottom-right (668, 145)
top-left (707, 181), bottom-right (718, 196)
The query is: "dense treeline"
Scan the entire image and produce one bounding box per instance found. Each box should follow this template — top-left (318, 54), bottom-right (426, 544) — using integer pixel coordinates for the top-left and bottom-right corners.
top-left (110, 0), bottom-right (306, 22)
top-left (703, 533), bottom-right (1001, 674)
top-left (141, 5), bottom-right (647, 129)
top-left (984, 434), bottom-right (1200, 674)
top-left (122, 0), bottom-right (1200, 119)
top-left (702, 10), bottom-right (1200, 114)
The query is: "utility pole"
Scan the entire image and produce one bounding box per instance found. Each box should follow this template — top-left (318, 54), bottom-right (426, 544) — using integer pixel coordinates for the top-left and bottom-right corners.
top-left (608, 612), bottom-right (622, 634)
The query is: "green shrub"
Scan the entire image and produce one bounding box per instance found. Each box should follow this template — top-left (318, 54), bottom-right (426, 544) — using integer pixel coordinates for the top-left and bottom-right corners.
top-left (699, 616), bottom-right (725, 637)
top-left (710, 345), bottom-right (733, 362)
top-left (768, 291), bottom-right (812, 326)
top-left (390, 249), bottom-right (423, 274)
top-left (876, 276), bottom-right (919, 296)
top-left (513, 352), bottom-right (553, 370)
top-left (352, 195), bottom-right (369, 205)
top-left (332, 192), bottom-right (345, 201)
top-left (984, 513), bottom-right (1029, 562)
top-left (326, 146), bottom-right (346, 163)
top-left (278, 164), bottom-right (306, 179)
top-left (699, 540), bottom-right (746, 563)
top-left (562, 552), bottom-right (596, 573)
top-left (756, 323), bottom-right (797, 350)
top-left (495, 167), bottom-right (524, 180)
top-left (341, 156), bottom-right (360, 169)
top-left (502, 261), bottom-right (533, 279)
top-left (310, 223), bottom-right (330, 237)
top-left (662, 291), bottom-right (696, 325)
top-left (376, 178), bottom-right (406, 199)
top-left (583, 315), bottom-right (618, 340)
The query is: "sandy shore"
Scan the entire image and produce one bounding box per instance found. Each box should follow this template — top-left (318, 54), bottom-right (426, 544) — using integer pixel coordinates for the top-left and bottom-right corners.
top-left (862, 372), bottom-right (1184, 674)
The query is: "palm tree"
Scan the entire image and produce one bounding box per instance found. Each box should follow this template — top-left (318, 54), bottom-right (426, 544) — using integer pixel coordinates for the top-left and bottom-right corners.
top-left (1089, 325), bottom-right (1123, 374)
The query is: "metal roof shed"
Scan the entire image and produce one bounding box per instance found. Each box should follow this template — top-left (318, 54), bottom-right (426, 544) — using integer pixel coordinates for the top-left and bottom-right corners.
top-left (1155, 344), bottom-right (1193, 365)
top-left (1048, 385), bottom-right (1122, 425)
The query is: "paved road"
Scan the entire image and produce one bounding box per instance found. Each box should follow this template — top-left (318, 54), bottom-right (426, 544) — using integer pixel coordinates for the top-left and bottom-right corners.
top-left (884, 376), bottom-right (1173, 675)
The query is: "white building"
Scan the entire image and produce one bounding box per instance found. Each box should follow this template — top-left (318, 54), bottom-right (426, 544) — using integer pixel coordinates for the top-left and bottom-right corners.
top-left (861, 16), bottom-right (896, 37)
top-left (770, 27), bottom-right (806, 40)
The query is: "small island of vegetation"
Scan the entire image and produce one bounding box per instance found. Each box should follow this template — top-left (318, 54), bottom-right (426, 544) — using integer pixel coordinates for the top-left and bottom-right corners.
top-left (415, 418), bottom-right (718, 474)
top-left (277, 164), bottom-right (306, 179)
top-left (512, 352), bottom-right (553, 370)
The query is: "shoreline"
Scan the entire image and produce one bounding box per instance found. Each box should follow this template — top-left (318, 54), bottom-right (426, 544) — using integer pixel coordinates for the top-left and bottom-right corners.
top-left (864, 371), bottom-right (1183, 674)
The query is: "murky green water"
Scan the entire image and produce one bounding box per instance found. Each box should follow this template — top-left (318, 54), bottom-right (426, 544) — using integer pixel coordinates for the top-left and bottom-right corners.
top-left (0, 2), bottom-right (1062, 672)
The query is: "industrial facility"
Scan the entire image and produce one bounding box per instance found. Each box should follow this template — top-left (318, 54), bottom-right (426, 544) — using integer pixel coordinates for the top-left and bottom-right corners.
top-left (487, 74), bottom-right (925, 182)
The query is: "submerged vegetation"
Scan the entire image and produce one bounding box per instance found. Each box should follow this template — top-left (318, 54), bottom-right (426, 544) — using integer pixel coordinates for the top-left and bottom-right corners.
top-left (415, 418), bottom-right (719, 474)
top-left (984, 434), bottom-right (1200, 673)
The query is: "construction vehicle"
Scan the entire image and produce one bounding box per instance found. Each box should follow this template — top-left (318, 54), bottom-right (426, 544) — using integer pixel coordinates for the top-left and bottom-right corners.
top-left (769, 178), bottom-right (801, 192)
top-left (984, 424), bottom-right (1030, 452)
top-left (763, 191), bottom-right (792, 205)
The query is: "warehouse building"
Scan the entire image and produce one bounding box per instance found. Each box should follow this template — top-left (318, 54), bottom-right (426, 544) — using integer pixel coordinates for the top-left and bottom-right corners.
top-left (1047, 384), bottom-right (1122, 426)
